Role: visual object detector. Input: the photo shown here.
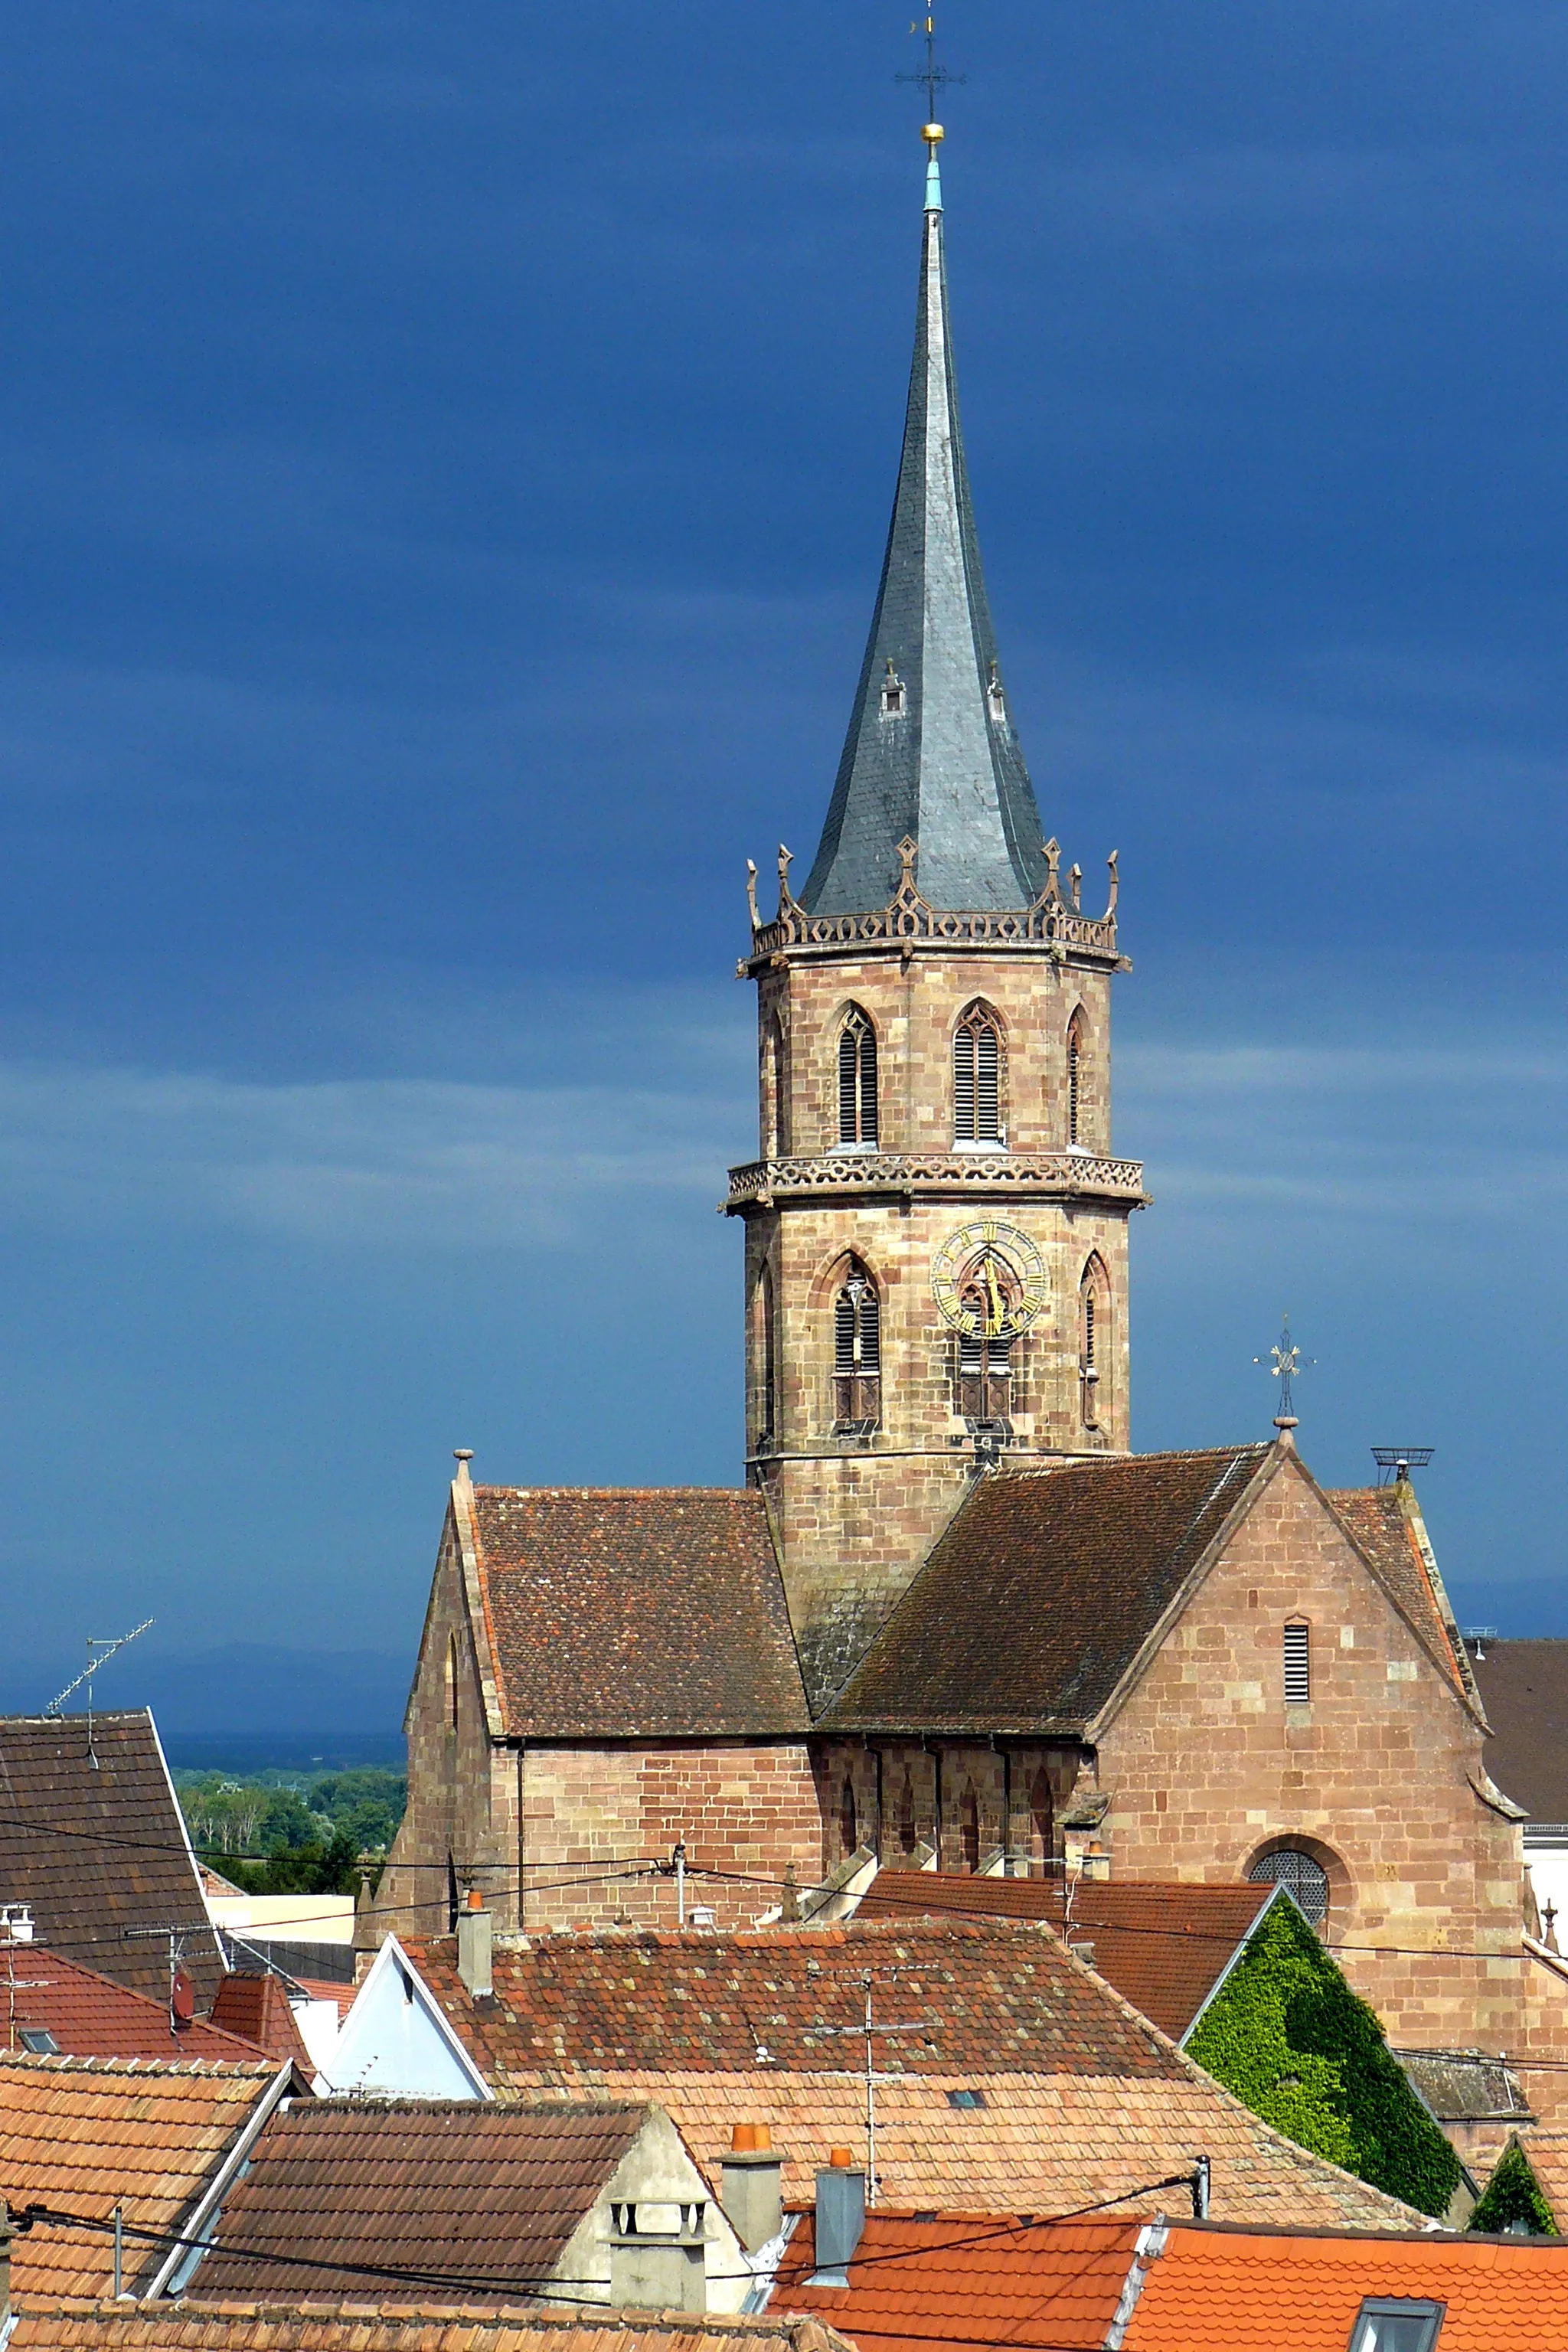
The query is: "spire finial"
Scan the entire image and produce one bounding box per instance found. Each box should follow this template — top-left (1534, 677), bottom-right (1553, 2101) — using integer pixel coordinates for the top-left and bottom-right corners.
top-left (1253, 1314), bottom-right (1315, 1440)
top-left (897, 10), bottom-right (965, 208)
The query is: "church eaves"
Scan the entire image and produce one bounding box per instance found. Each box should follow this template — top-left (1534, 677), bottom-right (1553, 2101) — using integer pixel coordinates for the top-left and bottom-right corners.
top-left (799, 136), bottom-right (1050, 917)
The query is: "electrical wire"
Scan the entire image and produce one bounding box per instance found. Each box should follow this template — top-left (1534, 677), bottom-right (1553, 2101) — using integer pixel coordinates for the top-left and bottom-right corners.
top-left (14, 2174), bottom-right (1198, 2301)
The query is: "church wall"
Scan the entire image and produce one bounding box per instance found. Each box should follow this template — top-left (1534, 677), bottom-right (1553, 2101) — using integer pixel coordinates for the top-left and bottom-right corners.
top-left (371, 1507), bottom-right (519, 1944)
top-left (516, 1740), bottom-right (822, 1934)
top-left (1095, 1455), bottom-right (1524, 2047)
top-left (811, 1737), bottom-right (1079, 1877)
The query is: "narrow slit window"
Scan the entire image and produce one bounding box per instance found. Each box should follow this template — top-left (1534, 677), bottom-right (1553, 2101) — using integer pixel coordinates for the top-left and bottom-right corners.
top-left (954, 1007), bottom-right (1002, 1144)
top-left (838, 1010), bottom-right (877, 1145)
top-left (879, 659), bottom-right (906, 717)
top-left (1283, 1622), bottom-right (1312, 1704)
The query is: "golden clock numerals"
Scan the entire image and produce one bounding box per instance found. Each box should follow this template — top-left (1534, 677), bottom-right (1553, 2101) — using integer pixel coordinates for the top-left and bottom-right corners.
top-left (930, 1217), bottom-right (1048, 1337)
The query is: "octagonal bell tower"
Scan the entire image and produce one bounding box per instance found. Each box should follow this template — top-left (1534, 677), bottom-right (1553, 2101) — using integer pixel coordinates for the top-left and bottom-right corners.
top-left (727, 127), bottom-right (1147, 1710)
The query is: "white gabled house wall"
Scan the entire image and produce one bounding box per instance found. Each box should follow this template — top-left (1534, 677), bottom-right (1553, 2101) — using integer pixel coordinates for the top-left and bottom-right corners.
top-left (316, 1933), bottom-right (492, 2100)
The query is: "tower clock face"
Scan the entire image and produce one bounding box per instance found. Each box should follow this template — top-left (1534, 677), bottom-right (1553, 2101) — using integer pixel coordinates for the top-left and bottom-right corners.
top-left (931, 1219), bottom-right (1048, 1341)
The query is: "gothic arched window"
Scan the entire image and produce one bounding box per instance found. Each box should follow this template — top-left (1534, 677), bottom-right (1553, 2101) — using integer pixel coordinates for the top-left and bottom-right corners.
top-left (953, 1004), bottom-right (1003, 1145)
top-left (1030, 1766), bottom-right (1055, 1866)
top-left (898, 1767), bottom-right (917, 1856)
top-left (1080, 1254), bottom-right (1109, 1431)
top-left (839, 1774), bottom-right (858, 1859)
top-left (445, 1632), bottom-right (459, 1735)
top-left (838, 1008), bottom-right (878, 1146)
top-left (832, 1257), bottom-right (881, 1429)
top-left (960, 1782), bottom-right (981, 1873)
top-left (1067, 1009), bottom-right (1086, 1148)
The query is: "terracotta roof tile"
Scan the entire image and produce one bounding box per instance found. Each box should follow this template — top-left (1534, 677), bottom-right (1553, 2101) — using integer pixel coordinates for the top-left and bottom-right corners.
top-left (468, 1491), bottom-right (808, 1740)
top-left (0, 1714), bottom-right (224, 2006)
top-left (10, 2308), bottom-right (856, 2352)
top-left (853, 1876), bottom-right (1276, 2042)
top-left (206, 1976), bottom-right (315, 2073)
top-left (0, 2050), bottom-right (283, 2301)
top-left (1117, 2218), bottom-right (1568, 2350)
top-left (820, 1450), bottom-right (1269, 1733)
top-left (198, 2099), bottom-right (654, 2302)
top-left (403, 1921), bottom-right (1419, 2230)
top-left (1505, 2128), bottom-right (1568, 2224)
top-left (0, 1946), bottom-right (267, 2066)
top-left (768, 2210), bottom-right (1141, 2352)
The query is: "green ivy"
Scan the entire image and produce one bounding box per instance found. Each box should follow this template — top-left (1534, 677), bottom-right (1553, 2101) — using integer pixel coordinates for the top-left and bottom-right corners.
top-left (1185, 1895), bottom-right (1461, 2218)
top-left (1469, 2137), bottom-right (1558, 2236)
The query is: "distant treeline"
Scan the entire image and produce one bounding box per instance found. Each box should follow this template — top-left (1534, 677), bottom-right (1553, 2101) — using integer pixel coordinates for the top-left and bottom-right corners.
top-left (175, 1766), bottom-right (406, 1897)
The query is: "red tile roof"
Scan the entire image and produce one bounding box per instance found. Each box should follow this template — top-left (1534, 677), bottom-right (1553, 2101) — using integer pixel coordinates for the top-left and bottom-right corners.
top-left (0, 1713), bottom-right (224, 2006)
top-left (11, 2310), bottom-right (856, 2352)
top-left (0, 2050), bottom-right (286, 2301)
top-left (852, 1877), bottom-right (1277, 2042)
top-left (467, 1488), bottom-right (808, 1739)
top-left (206, 1975), bottom-right (314, 2073)
top-left (1117, 2218), bottom-right (1568, 2350)
top-left (0, 1946), bottom-right (266, 2065)
top-left (403, 1920), bottom-right (1420, 2229)
top-left (769, 2211), bottom-right (1142, 2352)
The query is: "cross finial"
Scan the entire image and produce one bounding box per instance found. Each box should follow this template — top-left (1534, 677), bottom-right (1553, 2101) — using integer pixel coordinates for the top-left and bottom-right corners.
top-left (1254, 1313), bottom-right (1314, 1436)
top-left (897, 10), bottom-right (966, 136)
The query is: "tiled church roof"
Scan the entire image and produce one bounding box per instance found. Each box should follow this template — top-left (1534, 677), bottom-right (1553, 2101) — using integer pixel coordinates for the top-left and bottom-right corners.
top-left (1325, 1487), bottom-right (1477, 1711)
top-left (819, 1448), bottom-right (1271, 1734)
top-left (799, 147), bottom-right (1050, 916)
top-left (469, 1488), bottom-right (810, 1740)
top-left (1465, 1639), bottom-right (1568, 1819)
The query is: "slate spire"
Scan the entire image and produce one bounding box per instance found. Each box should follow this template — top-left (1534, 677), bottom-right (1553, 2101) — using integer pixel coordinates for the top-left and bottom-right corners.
top-left (800, 131), bottom-right (1050, 916)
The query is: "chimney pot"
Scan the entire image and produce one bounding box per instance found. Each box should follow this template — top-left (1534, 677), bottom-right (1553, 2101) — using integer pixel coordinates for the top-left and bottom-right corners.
top-left (811, 2157), bottom-right (867, 2285)
top-left (721, 2126), bottom-right (786, 2253)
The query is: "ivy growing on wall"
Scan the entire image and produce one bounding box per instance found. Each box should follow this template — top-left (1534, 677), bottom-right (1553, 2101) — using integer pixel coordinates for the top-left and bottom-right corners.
top-left (1469, 2137), bottom-right (1559, 2235)
top-left (1185, 1893), bottom-right (1462, 2218)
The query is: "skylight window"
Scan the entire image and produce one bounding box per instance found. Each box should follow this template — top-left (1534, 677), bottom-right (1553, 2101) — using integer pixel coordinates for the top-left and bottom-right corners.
top-left (1348, 2300), bottom-right (1446, 2352)
top-left (19, 2027), bottom-right (58, 2053)
top-left (946, 2088), bottom-right (986, 2109)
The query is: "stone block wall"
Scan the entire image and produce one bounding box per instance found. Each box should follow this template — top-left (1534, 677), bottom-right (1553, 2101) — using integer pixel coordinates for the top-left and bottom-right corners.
top-left (812, 1737), bottom-right (1080, 1876)
top-left (1096, 1453), bottom-right (1527, 2048)
top-left (517, 1740), bottom-right (823, 1934)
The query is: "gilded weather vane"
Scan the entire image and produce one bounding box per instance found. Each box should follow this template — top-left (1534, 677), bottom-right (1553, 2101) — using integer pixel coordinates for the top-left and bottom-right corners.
top-left (1254, 1314), bottom-right (1313, 1433)
top-left (897, 9), bottom-right (966, 123)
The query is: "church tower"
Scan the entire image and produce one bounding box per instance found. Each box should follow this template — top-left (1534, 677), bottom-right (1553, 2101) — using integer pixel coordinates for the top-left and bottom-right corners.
top-left (729, 126), bottom-right (1146, 1709)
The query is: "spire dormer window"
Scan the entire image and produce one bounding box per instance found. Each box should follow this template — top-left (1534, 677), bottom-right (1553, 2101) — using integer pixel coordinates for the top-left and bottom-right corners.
top-left (832, 1257), bottom-right (881, 1432)
top-left (987, 662), bottom-right (1006, 724)
top-left (879, 658), bottom-right (906, 718)
top-left (837, 1008), bottom-right (878, 1147)
top-left (953, 1004), bottom-right (1003, 1146)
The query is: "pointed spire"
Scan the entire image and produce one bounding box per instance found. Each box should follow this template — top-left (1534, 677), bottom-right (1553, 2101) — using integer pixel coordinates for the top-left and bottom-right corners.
top-left (799, 132), bottom-right (1049, 917)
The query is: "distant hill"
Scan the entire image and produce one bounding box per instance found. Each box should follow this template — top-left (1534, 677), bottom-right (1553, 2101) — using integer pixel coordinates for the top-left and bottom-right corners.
top-left (0, 1642), bottom-right (410, 1743)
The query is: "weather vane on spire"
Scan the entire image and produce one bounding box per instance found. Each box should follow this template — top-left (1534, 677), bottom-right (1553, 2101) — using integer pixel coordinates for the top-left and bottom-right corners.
top-left (897, 10), bottom-right (966, 127)
top-left (1255, 1314), bottom-right (1313, 1436)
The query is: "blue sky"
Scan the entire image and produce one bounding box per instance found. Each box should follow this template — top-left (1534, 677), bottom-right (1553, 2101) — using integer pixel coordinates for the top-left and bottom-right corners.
top-left (3, 0), bottom-right (1567, 1716)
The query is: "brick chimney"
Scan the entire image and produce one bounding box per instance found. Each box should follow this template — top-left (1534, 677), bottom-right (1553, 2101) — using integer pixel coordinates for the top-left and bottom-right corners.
top-left (721, 2122), bottom-right (784, 2252)
top-left (456, 1888), bottom-right (492, 2000)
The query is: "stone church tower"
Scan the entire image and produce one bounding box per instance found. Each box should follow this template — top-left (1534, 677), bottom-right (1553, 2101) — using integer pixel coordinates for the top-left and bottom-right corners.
top-left (728, 129), bottom-right (1148, 1707)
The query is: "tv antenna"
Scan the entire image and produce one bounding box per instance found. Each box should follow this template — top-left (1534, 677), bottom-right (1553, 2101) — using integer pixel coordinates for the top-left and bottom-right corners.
top-left (1371, 1447), bottom-right (1434, 1487)
top-left (44, 1621), bottom-right (155, 1767)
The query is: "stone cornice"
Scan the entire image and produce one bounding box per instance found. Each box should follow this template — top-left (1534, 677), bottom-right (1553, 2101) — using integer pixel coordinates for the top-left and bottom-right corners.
top-left (724, 1148), bottom-right (1149, 1214)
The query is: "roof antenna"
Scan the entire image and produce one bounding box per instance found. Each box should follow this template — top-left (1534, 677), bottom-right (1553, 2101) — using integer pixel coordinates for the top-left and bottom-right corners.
top-left (1253, 1315), bottom-right (1312, 1446)
top-left (1371, 1446), bottom-right (1433, 1488)
top-left (43, 1620), bottom-right (154, 1769)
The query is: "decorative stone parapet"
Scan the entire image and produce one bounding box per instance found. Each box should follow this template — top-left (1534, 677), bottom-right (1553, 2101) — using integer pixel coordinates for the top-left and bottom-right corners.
top-left (724, 1148), bottom-right (1148, 1213)
top-left (740, 835), bottom-right (1121, 970)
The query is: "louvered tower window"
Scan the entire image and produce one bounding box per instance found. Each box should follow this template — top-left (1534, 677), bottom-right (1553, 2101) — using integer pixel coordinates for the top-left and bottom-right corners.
top-left (1282, 1622), bottom-right (1312, 1704)
top-left (1067, 1012), bottom-right (1084, 1148)
top-left (953, 1006), bottom-right (1002, 1144)
top-left (833, 1258), bottom-right (881, 1429)
top-left (838, 1009), bottom-right (877, 1145)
